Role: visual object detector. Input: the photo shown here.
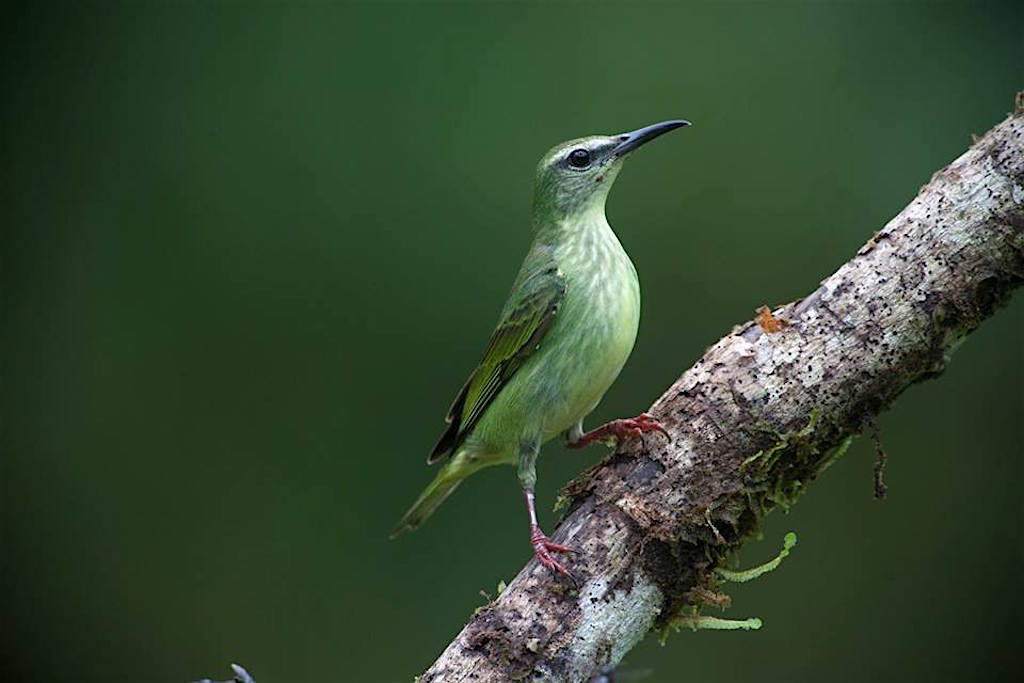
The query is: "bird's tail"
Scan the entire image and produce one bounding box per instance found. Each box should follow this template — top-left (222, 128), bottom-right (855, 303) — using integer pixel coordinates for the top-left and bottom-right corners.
top-left (390, 454), bottom-right (483, 538)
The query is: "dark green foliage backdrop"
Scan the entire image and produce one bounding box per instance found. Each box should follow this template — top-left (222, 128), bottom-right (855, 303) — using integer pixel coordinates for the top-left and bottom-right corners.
top-left (2, 2), bottom-right (1021, 682)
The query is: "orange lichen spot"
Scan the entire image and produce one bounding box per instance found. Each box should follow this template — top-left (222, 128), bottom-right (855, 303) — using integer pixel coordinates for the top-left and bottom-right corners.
top-left (755, 306), bottom-right (788, 334)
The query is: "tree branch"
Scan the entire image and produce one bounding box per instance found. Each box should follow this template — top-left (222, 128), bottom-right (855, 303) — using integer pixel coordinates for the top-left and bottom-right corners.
top-left (420, 95), bottom-right (1024, 683)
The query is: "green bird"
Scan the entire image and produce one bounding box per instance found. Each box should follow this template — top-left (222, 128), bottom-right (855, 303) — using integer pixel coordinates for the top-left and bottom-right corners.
top-left (392, 120), bottom-right (688, 575)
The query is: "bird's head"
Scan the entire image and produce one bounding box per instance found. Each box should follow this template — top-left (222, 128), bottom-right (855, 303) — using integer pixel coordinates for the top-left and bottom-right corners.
top-left (532, 119), bottom-right (690, 221)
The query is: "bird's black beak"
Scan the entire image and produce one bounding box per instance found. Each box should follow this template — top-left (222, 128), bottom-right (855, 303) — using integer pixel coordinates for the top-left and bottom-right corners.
top-left (612, 119), bottom-right (690, 157)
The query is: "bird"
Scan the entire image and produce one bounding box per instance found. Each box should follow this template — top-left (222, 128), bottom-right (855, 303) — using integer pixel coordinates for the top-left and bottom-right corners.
top-left (391, 120), bottom-right (688, 576)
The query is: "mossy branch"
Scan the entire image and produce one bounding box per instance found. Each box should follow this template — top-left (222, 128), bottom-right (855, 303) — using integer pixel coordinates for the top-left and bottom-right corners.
top-left (420, 95), bottom-right (1024, 683)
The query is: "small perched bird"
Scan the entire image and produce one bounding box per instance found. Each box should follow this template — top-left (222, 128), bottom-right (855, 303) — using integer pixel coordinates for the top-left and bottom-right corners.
top-left (392, 120), bottom-right (688, 576)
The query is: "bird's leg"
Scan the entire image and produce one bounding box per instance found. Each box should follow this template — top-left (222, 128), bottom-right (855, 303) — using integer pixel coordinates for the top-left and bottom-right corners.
top-left (566, 412), bottom-right (669, 449)
top-left (518, 440), bottom-right (573, 577)
top-left (524, 489), bottom-right (572, 576)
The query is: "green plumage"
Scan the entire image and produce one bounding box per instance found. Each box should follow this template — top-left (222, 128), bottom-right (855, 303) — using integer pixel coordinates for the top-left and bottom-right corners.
top-left (392, 121), bottom-right (687, 539)
top-left (428, 256), bottom-right (568, 465)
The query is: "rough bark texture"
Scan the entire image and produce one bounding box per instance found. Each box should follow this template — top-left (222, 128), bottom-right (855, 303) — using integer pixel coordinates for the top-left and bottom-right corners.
top-left (420, 97), bottom-right (1024, 683)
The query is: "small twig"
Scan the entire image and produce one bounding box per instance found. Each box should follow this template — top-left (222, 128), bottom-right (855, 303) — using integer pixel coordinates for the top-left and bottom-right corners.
top-left (870, 417), bottom-right (889, 500)
top-left (704, 508), bottom-right (725, 544)
top-left (194, 663), bottom-right (255, 683)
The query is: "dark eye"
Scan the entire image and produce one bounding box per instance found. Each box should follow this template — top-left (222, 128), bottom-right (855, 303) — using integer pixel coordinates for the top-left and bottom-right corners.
top-left (567, 148), bottom-right (591, 169)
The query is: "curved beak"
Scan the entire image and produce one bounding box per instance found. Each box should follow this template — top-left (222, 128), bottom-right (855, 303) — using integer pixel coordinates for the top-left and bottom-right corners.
top-left (612, 119), bottom-right (690, 157)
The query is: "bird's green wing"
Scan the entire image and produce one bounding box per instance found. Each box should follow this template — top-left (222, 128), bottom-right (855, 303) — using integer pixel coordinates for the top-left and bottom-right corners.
top-left (428, 258), bottom-right (566, 463)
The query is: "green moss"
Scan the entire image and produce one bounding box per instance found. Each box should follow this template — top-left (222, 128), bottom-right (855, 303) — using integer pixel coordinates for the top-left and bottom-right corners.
top-left (739, 447), bottom-right (767, 471)
top-left (741, 411), bottom-right (820, 475)
top-left (815, 433), bottom-right (855, 477)
top-left (742, 414), bottom-right (859, 519)
top-left (716, 532), bottom-right (797, 583)
top-left (659, 609), bottom-right (763, 644)
top-left (660, 532), bottom-right (798, 645)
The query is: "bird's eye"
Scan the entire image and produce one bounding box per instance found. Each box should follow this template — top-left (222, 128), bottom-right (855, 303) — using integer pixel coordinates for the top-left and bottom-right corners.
top-left (567, 148), bottom-right (591, 169)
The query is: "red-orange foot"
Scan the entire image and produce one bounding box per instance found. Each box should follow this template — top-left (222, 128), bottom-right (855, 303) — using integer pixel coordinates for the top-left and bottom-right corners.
top-left (530, 525), bottom-right (572, 577)
top-left (567, 412), bottom-right (670, 449)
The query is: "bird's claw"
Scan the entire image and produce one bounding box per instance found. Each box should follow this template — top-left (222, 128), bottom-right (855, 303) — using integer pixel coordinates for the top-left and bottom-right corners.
top-left (630, 412), bottom-right (670, 441)
top-left (569, 412), bottom-right (670, 449)
top-left (531, 525), bottom-right (574, 578)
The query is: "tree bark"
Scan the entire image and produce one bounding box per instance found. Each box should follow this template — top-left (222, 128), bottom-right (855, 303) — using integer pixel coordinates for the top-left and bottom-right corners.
top-left (420, 95), bottom-right (1024, 683)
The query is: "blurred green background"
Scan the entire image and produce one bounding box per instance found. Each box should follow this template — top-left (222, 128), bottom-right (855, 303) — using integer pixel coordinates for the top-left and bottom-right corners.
top-left (2, 2), bottom-right (1021, 682)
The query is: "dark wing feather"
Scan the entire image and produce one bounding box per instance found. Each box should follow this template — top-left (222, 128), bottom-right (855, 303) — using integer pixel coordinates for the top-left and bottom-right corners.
top-left (428, 262), bottom-right (566, 463)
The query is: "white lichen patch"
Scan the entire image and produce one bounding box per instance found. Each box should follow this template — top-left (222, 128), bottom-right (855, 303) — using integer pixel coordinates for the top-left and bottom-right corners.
top-left (675, 367), bottom-right (712, 394)
top-left (799, 357), bottom-right (825, 388)
top-left (752, 336), bottom-right (777, 374)
top-left (568, 573), bottom-right (663, 674)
